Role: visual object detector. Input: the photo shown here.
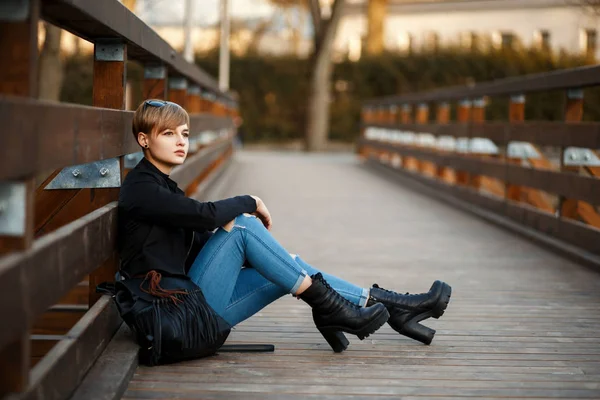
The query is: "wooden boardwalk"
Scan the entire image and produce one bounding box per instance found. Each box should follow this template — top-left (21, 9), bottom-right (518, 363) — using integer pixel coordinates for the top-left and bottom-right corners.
top-left (123, 151), bottom-right (600, 400)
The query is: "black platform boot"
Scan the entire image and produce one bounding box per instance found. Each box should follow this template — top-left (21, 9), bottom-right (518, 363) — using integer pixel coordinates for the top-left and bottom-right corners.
top-left (367, 280), bottom-right (452, 345)
top-left (298, 273), bottom-right (390, 353)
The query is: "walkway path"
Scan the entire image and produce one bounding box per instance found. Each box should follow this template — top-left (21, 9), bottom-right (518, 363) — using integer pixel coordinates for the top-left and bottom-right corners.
top-left (124, 151), bottom-right (600, 399)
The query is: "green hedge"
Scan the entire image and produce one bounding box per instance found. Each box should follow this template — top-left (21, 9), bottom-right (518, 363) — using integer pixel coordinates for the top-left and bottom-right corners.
top-left (60, 47), bottom-right (595, 143)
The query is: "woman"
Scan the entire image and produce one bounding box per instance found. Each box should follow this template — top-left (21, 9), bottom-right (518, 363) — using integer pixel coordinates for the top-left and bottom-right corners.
top-left (117, 99), bottom-right (452, 359)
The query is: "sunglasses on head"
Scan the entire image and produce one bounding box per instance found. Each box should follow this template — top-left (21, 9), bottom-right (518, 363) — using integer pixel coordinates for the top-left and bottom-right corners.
top-left (143, 100), bottom-right (174, 110)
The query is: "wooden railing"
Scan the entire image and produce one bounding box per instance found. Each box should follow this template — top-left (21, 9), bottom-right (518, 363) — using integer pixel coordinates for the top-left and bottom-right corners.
top-left (358, 65), bottom-right (600, 261)
top-left (0, 1), bottom-right (239, 398)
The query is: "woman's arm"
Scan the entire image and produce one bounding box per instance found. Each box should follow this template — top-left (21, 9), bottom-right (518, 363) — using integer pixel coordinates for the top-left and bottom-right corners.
top-left (119, 174), bottom-right (257, 231)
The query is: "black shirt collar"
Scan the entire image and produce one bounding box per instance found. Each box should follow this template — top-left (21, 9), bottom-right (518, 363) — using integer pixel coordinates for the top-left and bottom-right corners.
top-left (140, 157), bottom-right (169, 178)
top-left (139, 157), bottom-right (180, 192)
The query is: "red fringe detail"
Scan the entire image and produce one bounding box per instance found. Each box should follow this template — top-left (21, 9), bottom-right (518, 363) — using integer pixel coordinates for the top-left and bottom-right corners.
top-left (140, 270), bottom-right (188, 304)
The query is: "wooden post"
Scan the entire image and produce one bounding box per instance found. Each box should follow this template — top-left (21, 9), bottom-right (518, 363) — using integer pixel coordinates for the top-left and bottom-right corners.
top-left (435, 102), bottom-right (451, 182)
top-left (505, 94), bottom-right (554, 212)
top-left (222, 97), bottom-right (231, 118)
top-left (168, 77), bottom-right (188, 108)
top-left (361, 106), bottom-right (369, 125)
top-left (33, 41), bottom-right (128, 236)
top-left (214, 98), bottom-right (224, 116)
top-left (187, 85), bottom-right (202, 114)
top-left (506, 94), bottom-right (525, 201)
top-left (88, 40), bottom-right (127, 306)
top-left (143, 65), bottom-right (167, 100)
top-left (455, 99), bottom-right (472, 185)
top-left (389, 105), bottom-right (398, 125)
top-left (187, 85), bottom-right (202, 154)
top-left (200, 90), bottom-right (211, 112)
top-left (559, 89), bottom-right (584, 219)
top-left (401, 104), bottom-right (418, 171)
top-left (204, 91), bottom-right (217, 114)
top-left (359, 106), bottom-right (371, 159)
top-left (34, 34), bottom-right (130, 235)
top-left (415, 103), bottom-right (432, 176)
top-left (469, 97), bottom-right (486, 190)
top-left (376, 105), bottom-right (385, 124)
top-left (0, 0), bottom-right (39, 392)
top-left (388, 105), bottom-right (400, 167)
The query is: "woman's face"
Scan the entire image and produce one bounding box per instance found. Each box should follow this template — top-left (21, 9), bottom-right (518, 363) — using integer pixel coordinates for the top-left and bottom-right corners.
top-left (146, 124), bottom-right (189, 169)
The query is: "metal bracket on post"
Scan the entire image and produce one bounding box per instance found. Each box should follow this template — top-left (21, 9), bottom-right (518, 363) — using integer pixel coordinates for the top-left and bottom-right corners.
top-left (0, 0), bottom-right (29, 21)
top-left (472, 97), bottom-right (486, 108)
top-left (510, 94), bottom-right (525, 104)
top-left (416, 134), bottom-right (436, 147)
top-left (507, 142), bottom-right (541, 159)
top-left (563, 147), bottom-right (600, 166)
top-left (437, 136), bottom-right (456, 151)
top-left (0, 182), bottom-right (26, 236)
top-left (456, 138), bottom-right (470, 153)
top-left (189, 136), bottom-right (200, 152)
top-left (124, 152), bottom-right (144, 169)
top-left (95, 40), bottom-right (125, 62)
top-left (202, 91), bottom-right (216, 102)
top-left (188, 85), bottom-right (201, 96)
top-left (397, 131), bottom-right (415, 144)
top-left (459, 99), bottom-right (472, 108)
top-left (567, 89), bottom-right (584, 100)
top-left (144, 65), bottom-right (166, 80)
top-left (169, 77), bottom-right (188, 90)
top-left (470, 138), bottom-right (498, 154)
top-left (44, 159), bottom-right (121, 189)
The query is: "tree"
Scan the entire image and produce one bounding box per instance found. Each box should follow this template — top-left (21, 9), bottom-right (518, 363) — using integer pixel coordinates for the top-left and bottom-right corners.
top-left (366, 0), bottom-right (387, 56)
top-left (267, 0), bottom-right (346, 151)
top-left (38, 23), bottom-right (63, 101)
top-left (304, 0), bottom-right (346, 151)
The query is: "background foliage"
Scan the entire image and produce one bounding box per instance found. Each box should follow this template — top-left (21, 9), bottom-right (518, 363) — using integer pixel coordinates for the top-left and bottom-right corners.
top-left (61, 47), bottom-right (597, 143)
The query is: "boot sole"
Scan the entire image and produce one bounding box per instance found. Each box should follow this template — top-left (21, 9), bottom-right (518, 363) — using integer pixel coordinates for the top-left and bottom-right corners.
top-left (318, 306), bottom-right (390, 353)
top-left (396, 282), bottom-right (452, 345)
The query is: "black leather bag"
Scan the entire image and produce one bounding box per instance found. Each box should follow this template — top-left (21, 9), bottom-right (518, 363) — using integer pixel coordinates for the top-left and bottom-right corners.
top-left (97, 272), bottom-right (231, 366)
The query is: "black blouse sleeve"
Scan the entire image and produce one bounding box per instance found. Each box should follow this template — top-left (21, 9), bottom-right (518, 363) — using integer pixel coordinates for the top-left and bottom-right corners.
top-left (119, 172), bottom-right (257, 231)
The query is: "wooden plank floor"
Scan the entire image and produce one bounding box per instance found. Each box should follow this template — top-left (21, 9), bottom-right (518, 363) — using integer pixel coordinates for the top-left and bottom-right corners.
top-left (124, 151), bottom-right (600, 399)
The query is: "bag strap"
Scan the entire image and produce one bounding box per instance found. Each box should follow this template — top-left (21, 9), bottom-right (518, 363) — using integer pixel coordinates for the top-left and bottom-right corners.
top-left (96, 281), bottom-right (117, 296)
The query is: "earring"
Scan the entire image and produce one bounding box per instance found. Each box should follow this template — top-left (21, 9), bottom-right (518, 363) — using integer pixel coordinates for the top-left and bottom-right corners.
top-left (145, 144), bottom-right (149, 148)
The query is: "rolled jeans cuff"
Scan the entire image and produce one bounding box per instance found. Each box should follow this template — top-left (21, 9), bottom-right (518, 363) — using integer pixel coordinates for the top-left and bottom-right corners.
top-left (289, 269), bottom-right (308, 294)
top-left (359, 288), bottom-right (370, 307)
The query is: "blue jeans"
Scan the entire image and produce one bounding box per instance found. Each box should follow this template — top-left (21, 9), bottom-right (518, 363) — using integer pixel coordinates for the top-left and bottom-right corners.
top-left (187, 214), bottom-right (370, 326)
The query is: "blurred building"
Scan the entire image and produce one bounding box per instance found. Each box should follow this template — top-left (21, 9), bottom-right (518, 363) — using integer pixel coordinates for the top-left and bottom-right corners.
top-left (53, 0), bottom-right (600, 61)
top-left (339, 0), bottom-right (600, 60)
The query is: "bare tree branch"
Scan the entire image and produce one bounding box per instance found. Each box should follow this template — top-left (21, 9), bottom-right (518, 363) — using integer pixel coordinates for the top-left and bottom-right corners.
top-left (314, 0), bottom-right (344, 57)
top-left (309, 0), bottom-right (322, 45)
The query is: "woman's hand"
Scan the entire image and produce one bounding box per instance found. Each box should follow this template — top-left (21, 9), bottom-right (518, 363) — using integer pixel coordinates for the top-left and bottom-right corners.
top-left (250, 195), bottom-right (272, 230)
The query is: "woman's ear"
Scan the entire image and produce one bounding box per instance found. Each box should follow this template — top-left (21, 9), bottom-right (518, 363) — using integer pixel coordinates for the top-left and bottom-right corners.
top-left (137, 132), bottom-right (148, 148)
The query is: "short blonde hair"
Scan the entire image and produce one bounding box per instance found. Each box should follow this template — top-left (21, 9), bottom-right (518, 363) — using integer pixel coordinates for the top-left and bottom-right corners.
top-left (132, 100), bottom-right (190, 146)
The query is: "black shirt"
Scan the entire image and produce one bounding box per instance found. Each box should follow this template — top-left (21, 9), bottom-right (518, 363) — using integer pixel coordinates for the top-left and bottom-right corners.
top-left (117, 157), bottom-right (257, 279)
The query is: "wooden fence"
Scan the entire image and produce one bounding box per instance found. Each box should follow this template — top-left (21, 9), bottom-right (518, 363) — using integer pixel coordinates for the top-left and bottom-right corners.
top-left (359, 65), bottom-right (600, 261)
top-left (0, 0), bottom-right (238, 398)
